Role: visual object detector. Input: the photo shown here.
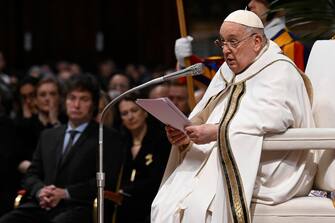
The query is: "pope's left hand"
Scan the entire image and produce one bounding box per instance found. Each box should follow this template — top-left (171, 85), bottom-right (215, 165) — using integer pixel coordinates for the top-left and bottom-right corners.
top-left (185, 124), bottom-right (218, 144)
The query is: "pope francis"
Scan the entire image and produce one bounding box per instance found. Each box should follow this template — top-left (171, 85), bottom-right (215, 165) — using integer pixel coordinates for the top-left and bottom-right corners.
top-left (151, 10), bottom-right (317, 223)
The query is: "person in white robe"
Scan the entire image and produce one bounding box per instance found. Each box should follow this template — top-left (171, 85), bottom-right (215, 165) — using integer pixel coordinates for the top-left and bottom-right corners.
top-left (151, 10), bottom-right (317, 223)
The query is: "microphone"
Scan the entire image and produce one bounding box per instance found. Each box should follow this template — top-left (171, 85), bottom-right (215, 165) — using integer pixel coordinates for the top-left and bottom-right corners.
top-left (162, 63), bottom-right (204, 81)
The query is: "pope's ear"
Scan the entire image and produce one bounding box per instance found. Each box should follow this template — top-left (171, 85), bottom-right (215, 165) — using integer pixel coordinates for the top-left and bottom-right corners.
top-left (253, 34), bottom-right (263, 51)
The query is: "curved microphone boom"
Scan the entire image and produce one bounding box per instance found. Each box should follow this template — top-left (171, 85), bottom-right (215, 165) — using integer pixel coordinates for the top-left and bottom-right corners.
top-left (100, 62), bottom-right (203, 129)
top-left (96, 63), bottom-right (203, 223)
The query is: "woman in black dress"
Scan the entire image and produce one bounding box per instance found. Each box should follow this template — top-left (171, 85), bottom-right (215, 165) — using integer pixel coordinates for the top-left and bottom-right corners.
top-left (112, 92), bottom-right (171, 223)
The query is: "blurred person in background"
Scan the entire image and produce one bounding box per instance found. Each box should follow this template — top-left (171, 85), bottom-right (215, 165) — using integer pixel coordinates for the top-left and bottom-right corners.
top-left (148, 83), bottom-right (170, 99)
top-left (40, 64), bottom-right (54, 77)
top-left (0, 51), bottom-right (16, 117)
top-left (15, 77), bottom-right (66, 175)
top-left (0, 82), bottom-right (20, 216)
top-left (107, 73), bottom-right (131, 100)
top-left (57, 70), bottom-right (73, 83)
top-left (69, 63), bottom-right (82, 76)
top-left (111, 92), bottom-right (171, 223)
top-left (125, 64), bottom-right (141, 86)
top-left (125, 64), bottom-right (151, 86)
top-left (0, 51), bottom-right (10, 86)
top-left (168, 80), bottom-right (190, 116)
top-left (0, 77), bottom-right (13, 118)
top-left (17, 76), bottom-right (39, 119)
top-left (97, 59), bottom-right (116, 91)
top-left (55, 61), bottom-right (73, 84)
top-left (137, 64), bottom-right (152, 84)
top-left (55, 61), bottom-right (70, 75)
top-left (247, 0), bottom-right (309, 70)
top-left (27, 66), bottom-right (42, 79)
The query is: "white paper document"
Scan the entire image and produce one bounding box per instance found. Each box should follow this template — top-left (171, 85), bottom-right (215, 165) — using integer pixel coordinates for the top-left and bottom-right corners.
top-left (136, 97), bottom-right (191, 132)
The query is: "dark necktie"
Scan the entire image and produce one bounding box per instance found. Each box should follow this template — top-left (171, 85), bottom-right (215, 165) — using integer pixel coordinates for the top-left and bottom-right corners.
top-left (60, 130), bottom-right (79, 164)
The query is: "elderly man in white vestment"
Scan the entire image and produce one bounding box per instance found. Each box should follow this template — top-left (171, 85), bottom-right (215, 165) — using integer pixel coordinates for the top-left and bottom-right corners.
top-left (151, 10), bottom-right (317, 223)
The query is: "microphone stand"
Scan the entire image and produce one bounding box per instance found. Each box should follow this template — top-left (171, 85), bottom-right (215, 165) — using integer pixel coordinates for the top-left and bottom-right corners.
top-left (97, 77), bottom-right (165, 223)
top-left (97, 63), bottom-right (202, 223)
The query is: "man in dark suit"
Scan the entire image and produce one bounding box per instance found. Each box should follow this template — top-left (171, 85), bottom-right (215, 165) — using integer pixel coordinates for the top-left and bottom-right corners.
top-left (0, 74), bottom-right (122, 223)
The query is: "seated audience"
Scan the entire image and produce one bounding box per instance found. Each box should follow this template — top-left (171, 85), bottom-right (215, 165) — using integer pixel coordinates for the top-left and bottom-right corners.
top-left (0, 74), bottom-right (122, 223)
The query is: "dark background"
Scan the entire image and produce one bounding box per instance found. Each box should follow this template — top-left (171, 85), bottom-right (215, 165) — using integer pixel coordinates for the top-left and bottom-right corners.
top-left (0, 0), bottom-right (245, 75)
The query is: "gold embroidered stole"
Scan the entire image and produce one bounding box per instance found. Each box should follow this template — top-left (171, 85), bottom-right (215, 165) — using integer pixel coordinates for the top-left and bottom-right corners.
top-left (218, 82), bottom-right (250, 223)
top-left (176, 89), bottom-right (230, 162)
top-left (190, 88), bottom-right (231, 125)
top-left (189, 81), bottom-right (250, 222)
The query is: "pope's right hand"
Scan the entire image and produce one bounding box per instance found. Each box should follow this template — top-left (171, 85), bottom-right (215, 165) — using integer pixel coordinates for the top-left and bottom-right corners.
top-left (165, 125), bottom-right (190, 147)
top-left (175, 36), bottom-right (193, 67)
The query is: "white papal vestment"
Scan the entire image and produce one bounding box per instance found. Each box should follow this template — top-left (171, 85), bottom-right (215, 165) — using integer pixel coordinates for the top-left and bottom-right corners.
top-left (151, 41), bottom-right (317, 223)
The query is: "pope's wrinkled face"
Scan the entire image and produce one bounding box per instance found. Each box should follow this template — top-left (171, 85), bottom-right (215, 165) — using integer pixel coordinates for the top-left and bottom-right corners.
top-left (219, 22), bottom-right (262, 74)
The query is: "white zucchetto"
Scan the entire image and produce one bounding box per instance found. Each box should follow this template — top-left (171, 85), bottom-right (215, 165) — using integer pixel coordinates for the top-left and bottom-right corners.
top-left (224, 10), bottom-right (264, 29)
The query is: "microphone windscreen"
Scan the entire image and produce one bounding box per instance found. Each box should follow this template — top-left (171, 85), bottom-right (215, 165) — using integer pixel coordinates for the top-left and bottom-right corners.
top-left (191, 63), bottom-right (204, 76)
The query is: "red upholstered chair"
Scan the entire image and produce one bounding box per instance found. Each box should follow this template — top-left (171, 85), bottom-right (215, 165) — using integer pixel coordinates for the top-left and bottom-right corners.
top-left (13, 189), bottom-right (27, 209)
